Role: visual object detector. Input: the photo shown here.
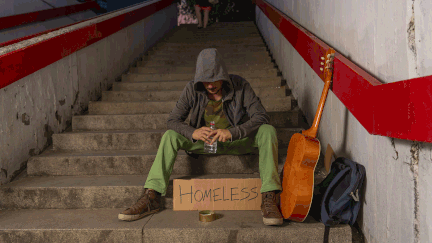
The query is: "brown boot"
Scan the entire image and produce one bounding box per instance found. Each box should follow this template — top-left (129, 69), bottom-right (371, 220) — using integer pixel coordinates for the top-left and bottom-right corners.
top-left (118, 188), bottom-right (161, 221)
top-left (261, 191), bottom-right (283, 226)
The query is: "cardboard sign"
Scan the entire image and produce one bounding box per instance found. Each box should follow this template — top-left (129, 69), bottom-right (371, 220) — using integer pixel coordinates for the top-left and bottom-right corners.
top-left (173, 178), bottom-right (262, 211)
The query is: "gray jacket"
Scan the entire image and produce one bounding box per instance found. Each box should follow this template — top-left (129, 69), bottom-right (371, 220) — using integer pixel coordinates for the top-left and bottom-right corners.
top-left (167, 48), bottom-right (270, 142)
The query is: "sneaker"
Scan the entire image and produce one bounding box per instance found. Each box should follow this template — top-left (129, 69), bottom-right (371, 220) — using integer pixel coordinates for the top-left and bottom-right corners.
top-left (261, 191), bottom-right (283, 226)
top-left (118, 188), bottom-right (161, 221)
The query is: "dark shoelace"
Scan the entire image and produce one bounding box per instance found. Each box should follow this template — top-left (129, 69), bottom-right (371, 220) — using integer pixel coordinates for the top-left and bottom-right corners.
top-left (130, 191), bottom-right (152, 213)
top-left (263, 193), bottom-right (280, 217)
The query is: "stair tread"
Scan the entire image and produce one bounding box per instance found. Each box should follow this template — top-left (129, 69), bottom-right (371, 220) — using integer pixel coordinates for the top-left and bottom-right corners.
top-left (3, 174), bottom-right (262, 188)
top-left (55, 127), bottom-right (299, 134)
top-left (0, 208), bottom-right (149, 230)
top-left (90, 96), bottom-right (291, 103)
top-left (27, 148), bottom-right (292, 176)
top-left (33, 148), bottom-right (289, 158)
top-left (72, 111), bottom-right (298, 118)
top-left (0, 208), bottom-right (351, 241)
top-left (123, 73), bottom-right (277, 79)
top-left (56, 129), bottom-right (168, 134)
top-left (0, 208), bottom-right (349, 231)
top-left (120, 77), bottom-right (282, 83)
top-left (105, 88), bottom-right (284, 93)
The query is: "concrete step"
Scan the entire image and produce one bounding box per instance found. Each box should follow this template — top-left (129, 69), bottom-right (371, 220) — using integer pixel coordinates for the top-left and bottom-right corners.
top-left (171, 27), bottom-right (260, 36)
top-left (162, 29), bottom-right (260, 35)
top-left (0, 174), bottom-right (258, 209)
top-left (147, 46), bottom-right (267, 55)
top-left (0, 168), bottom-right (330, 210)
top-left (52, 128), bottom-right (298, 151)
top-left (116, 78), bottom-right (282, 91)
top-left (112, 80), bottom-right (199, 92)
top-left (27, 148), bottom-right (291, 176)
top-left (126, 63), bottom-right (276, 74)
top-left (102, 86), bottom-right (286, 102)
top-left (154, 41), bottom-right (265, 48)
top-left (138, 56), bottom-right (271, 67)
top-left (177, 25), bottom-right (259, 32)
top-left (0, 174), bottom-right (152, 209)
top-left (161, 33), bottom-right (261, 42)
top-left (157, 37), bottom-right (263, 45)
top-left (71, 111), bottom-right (300, 131)
top-left (164, 24), bottom-right (260, 36)
top-left (88, 97), bottom-right (292, 115)
top-left (197, 21), bottom-right (257, 27)
top-left (129, 209), bottom-right (351, 243)
top-left (165, 25), bottom-right (260, 33)
top-left (161, 24), bottom-right (260, 40)
top-left (161, 36), bottom-right (262, 43)
top-left (0, 208), bottom-right (351, 242)
top-left (141, 51), bottom-right (270, 62)
top-left (0, 208), bottom-right (147, 242)
top-left (172, 22), bottom-right (257, 29)
top-left (123, 69), bottom-right (278, 81)
top-left (151, 43), bottom-right (266, 51)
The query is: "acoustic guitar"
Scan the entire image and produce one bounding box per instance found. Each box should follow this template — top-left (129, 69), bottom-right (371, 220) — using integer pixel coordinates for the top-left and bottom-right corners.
top-left (280, 48), bottom-right (336, 222)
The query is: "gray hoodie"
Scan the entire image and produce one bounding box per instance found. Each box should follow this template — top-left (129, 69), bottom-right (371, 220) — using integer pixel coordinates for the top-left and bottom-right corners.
top-left (167, 48), bottom-right (270, 142)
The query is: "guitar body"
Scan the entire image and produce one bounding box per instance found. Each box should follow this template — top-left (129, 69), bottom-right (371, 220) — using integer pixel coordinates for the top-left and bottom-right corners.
top-left (280, 133), bottom-right (320, 221)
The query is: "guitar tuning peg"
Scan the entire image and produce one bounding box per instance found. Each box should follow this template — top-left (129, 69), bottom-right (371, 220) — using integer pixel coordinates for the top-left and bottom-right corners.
top-left (320, 67), bottom-right (324, 71)
top-left (320, 62), bottom-right (324, 65)
top-left (327, 54), bottom-right (330, 58)
top-left (320, 56), bottom-right (325, 60)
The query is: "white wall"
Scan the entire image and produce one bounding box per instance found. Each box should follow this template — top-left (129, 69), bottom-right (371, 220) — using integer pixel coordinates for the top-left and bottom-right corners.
top-left (0, 1), bottom-right (177, 186)
top-left (256, 1), bottom-right (432, 242)
top-left (0, 0), bottom-right (97, 44)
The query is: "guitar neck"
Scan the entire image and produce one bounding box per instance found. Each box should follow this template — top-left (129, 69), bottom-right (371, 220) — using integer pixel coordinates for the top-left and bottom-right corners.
top-left (302, 49), bottom-right (335, 138)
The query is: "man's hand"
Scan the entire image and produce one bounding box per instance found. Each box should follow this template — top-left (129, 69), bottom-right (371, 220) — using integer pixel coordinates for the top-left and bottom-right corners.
top-left (208, 129), bottom-right (232, 144)
top-left (192, 127), bottom-right (214, 144)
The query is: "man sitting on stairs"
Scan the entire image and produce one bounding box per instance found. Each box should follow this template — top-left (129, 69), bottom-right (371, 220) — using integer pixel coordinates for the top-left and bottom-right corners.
top-left (118, 48), bottom-right (283, 226)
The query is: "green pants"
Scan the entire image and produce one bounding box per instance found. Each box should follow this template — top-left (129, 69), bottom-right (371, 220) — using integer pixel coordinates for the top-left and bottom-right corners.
top-left (144, 124), bottom-right (282, 196)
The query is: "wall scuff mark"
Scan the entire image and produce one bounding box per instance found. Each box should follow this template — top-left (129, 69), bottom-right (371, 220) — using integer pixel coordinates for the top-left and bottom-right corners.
top-left (21, 113), bottom-right (30, 125)
top-left (9, 161), bottom-right (27, 183)
top-left (407, 0), bottom-right (420, 77)
top-left (0, 168), bottom-right (8, 185)
top-left (410, 141), bottom-right (420, 243)
top-left (391, 138), bottom-right (399, 160)
top-left (407, 7), bottom-right (416, 56)
top-left (55, 111), bottom-right (62, 124)
top-left (44, 124), bottom-right (54, 145)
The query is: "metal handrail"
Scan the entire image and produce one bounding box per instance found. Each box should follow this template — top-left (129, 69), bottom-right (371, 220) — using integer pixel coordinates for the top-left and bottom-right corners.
top-left (0, 0), bottom-right (100, 31)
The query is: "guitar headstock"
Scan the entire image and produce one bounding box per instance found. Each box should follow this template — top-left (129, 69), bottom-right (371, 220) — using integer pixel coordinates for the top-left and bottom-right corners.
top-left (320, 48), bottom-right (335, 82)
top-left (301, 48), bottom-right (336, 138)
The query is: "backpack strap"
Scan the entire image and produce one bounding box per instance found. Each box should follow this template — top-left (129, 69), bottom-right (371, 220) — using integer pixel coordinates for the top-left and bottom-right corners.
top-left (323, 225), bottom-right (330, 243)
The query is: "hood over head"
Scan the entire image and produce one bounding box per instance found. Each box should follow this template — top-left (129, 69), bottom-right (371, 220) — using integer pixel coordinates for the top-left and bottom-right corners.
top-left (194, 48), bottom-right (232, 93)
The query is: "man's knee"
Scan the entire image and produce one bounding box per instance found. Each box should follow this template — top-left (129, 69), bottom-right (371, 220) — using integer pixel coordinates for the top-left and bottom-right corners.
top-left (255, 124), bottom-right (277, 146)
top-left (160, 130), bottom-right (185, 150)
top-left (258, 124), bottom-right (277, 137)
top-left (162, 130), bottom-right (181, 140)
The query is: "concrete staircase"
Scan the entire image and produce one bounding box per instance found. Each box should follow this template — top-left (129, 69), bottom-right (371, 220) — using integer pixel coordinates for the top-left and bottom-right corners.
top-left (0, 22), bottom-right (351, 242)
